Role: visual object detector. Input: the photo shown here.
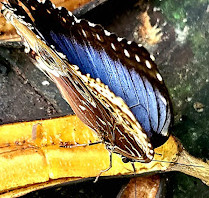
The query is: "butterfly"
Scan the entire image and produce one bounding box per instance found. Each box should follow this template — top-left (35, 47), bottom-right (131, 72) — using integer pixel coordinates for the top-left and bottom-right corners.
top-left (2, 0), bottom-right (172, 167)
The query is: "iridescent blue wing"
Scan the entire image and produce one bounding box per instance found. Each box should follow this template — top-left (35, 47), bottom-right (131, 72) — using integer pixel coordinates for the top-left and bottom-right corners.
top-left (5, 0), bottom-right (172, 148)
top-left (3, 0), bottom-right (156, 163)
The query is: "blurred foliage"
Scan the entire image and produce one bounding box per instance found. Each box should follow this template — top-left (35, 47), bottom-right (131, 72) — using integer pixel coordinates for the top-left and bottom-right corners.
top-left (151, 0), bottom-right (209, 197)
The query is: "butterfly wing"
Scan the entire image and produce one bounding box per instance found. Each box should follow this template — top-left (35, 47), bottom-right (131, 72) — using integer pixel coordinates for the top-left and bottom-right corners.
top-left (8, 0), bottom-right (172, 148)
top-left (2, 0), bottom-right (155, 162)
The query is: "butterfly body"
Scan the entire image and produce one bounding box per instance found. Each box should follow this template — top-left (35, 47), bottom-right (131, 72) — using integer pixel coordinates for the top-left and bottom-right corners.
top-left (2, 0), bottom-right (172, 164)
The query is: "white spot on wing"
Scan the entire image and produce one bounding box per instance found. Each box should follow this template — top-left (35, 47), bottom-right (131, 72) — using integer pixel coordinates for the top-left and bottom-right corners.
top-left (145, 60), bottom-right (152, 69)
top-left (124, 49), bottom-right (130, 58)
top-left (96, 34), bottom-right (101, 41)
top-left (37, 0), bottom-right (46, 3)
top-left (156, 73), bottom-right (163, 81)
top-left (75, 18), bottom-right (81, 23)
top-left (135, 54), bottom-right (140, 62)
top-left (88, 22), bottom-right (96, 27)
top-left (52, 3), bottom-right (56, 8)
top-left (117, 37), bottom-right (123, 42)
top-left (104, 30), bottom-right (111, 36)
top-left (150, 54), bottom-right (155, 61)
top-left (111, 43), bottom-right (116, 51)
top-left (68, 11), bottom-right (73, 16)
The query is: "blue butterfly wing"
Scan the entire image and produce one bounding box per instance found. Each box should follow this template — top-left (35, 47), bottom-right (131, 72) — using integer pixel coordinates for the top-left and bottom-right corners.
top-left (10, 0), bottom-right (172, 148)
top-left (53, 22), bottom-right (164, 138)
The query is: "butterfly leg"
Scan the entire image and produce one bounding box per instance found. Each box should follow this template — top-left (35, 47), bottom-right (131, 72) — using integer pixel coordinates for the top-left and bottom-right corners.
top-left (130, 162), bottom-right (137, 198)
top-left (131, 162), bottom-right (136, 173)
top-left (60, 141), bottom-right (103, 148)
top-left (94, 146), bottom-right (114, 183)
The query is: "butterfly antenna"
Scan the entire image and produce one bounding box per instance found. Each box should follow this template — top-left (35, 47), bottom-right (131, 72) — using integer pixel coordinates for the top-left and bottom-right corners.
top-left (152, 159), bottom-right (206, 168)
